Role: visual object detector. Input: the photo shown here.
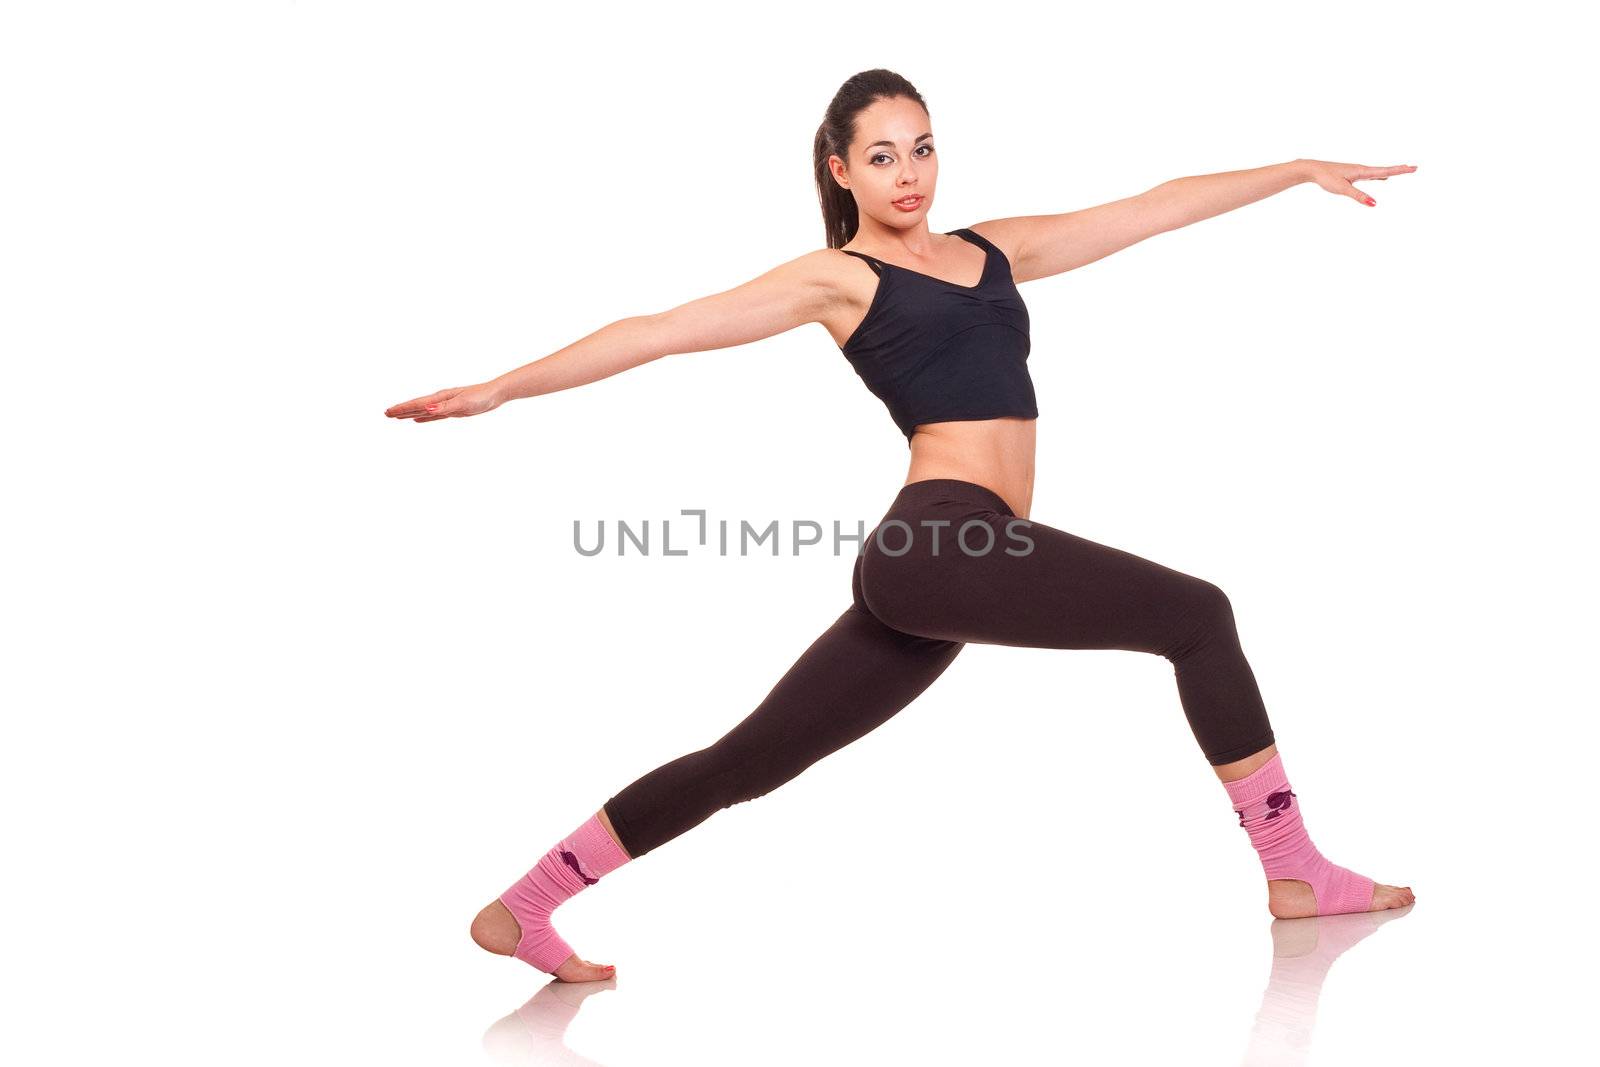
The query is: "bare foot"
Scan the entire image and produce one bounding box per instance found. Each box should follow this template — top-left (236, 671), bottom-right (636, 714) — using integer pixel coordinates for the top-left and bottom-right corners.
top-left (1268, 878), bottom-right (1415, 918)
top-left (470, 899), bottom-right (618, 982)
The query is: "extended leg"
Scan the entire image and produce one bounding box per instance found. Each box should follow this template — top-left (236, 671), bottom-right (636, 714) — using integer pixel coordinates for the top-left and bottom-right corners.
top-left (603, 598), bottom-right (963, 858)
top-left (478, 552), bottom-right (963, 978)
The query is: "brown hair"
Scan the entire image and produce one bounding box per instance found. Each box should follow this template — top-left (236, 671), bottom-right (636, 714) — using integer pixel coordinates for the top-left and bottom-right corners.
top-left (812, 69), bottom-right (930, 249)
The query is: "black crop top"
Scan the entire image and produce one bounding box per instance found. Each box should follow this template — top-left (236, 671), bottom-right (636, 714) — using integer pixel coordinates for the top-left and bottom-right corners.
top-left (838, 227), bottom-right (1038, 443)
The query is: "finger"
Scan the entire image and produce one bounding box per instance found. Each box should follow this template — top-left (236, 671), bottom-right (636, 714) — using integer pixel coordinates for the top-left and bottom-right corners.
top-left (385, 388), bottom-right (461, 418)
top-left (1355, 164), bottom-right (1418, 182)
top-left (1344, 181), bottom-right (1376, 207)
top-left (385, 391), bottom-right (444, 415)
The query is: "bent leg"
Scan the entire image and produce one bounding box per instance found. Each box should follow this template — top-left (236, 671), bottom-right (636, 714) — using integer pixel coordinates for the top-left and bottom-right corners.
top-left (602, 595), bottom-right (962, 859)
top-left (861, 492), bottom-right (1274, 765)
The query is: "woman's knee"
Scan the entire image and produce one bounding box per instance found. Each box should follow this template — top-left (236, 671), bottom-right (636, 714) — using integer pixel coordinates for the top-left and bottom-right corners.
top-left (1164, 578), bottom-right (1240, 658)
top-left (1194, 578), bottom-right (1235, 617)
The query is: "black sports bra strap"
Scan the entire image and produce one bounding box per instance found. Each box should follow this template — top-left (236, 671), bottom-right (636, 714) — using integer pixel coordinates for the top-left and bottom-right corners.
top-left (947, 227), bottom-right (998, 256)
top-left (839, 248), bottom-right (884, 276)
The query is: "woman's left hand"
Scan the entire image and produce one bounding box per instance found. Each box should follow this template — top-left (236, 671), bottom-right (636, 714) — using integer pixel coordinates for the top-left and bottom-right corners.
top-left (1300, 159), bottom-right (1417, 206)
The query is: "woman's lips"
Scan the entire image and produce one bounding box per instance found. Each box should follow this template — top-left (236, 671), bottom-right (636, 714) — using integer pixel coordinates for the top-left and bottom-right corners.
top-left (892, 195), bottom-right (924, 212)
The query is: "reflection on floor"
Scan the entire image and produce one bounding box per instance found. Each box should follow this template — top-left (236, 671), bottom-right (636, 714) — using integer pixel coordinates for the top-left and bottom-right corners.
top-left (480, 903), bottom-right (1415, 1066)
top-left (483, 975), bottom-right (616, 1066)
top-left (1241, 903), bottom-right (1415, 1066)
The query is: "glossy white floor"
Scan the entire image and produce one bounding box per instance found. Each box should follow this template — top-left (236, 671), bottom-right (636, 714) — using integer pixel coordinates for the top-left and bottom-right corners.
top-left (11, 629), bottom-right (1592, 1066)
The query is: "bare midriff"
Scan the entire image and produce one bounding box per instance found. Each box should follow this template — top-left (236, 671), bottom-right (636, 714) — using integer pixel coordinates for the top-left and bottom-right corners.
top-left (904, 416), bottom-right (1036, 520)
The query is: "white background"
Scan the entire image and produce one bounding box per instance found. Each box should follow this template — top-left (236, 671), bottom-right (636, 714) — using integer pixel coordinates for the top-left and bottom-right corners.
top-left (5, 1), bottom-right (1596, 1064)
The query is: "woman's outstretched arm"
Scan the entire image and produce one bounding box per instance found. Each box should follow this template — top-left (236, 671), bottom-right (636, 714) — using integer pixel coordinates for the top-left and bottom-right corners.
top-left (969, 158), bottom-right (1417, 286)
top-left (384, 249), bottom-right (840, 423)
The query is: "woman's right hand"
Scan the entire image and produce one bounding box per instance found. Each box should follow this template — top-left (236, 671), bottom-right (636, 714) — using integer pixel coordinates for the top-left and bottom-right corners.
top-left (384, 381), bottom-right (506, 423)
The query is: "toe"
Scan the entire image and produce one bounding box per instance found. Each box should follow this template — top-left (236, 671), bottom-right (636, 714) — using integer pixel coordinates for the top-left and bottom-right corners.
top-left (555, 956), bottom-right (618, 983)
top-left (1369, 883), bottom-right (1413, 910)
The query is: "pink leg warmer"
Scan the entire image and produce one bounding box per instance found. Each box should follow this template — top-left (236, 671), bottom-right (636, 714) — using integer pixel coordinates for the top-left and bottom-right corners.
top-left (1223, 753), bottom-right (1375, 916)
top-left (499, 813), bottom-right (632, 973)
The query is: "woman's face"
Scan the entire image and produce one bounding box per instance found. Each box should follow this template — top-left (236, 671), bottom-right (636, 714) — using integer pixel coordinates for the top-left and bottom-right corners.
top-left (834, 96), bottom-right (937, 230)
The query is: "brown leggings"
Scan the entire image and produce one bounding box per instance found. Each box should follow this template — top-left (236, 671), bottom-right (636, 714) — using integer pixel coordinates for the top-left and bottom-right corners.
top-left (603, 477), bottom-right (1275, 858)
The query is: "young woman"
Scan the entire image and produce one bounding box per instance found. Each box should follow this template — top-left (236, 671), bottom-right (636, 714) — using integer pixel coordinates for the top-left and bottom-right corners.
top-left (386, 69), bottom-right (1417, 984)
